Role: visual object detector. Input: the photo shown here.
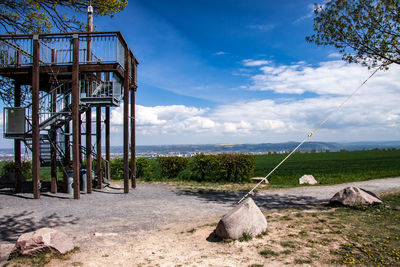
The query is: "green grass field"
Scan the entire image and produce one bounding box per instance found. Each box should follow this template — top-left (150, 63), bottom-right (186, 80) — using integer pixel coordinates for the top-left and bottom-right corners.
top-left (254, 149), bottom-right (400, 186)
top-left (1, 149), bottom-right (399, 187)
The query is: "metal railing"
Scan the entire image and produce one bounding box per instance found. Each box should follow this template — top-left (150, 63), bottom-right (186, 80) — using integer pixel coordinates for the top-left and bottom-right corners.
top-left (24, 83), bottom-right (72, 134)
top-left (0, 32), bottom-right (128, 67)
top-left (79, 79), bottom-right (122, 104)
top-left (0, 37), bottom-right (33, 66)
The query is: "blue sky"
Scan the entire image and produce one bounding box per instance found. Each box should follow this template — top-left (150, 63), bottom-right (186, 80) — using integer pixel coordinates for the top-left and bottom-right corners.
top-left (1, 0), bottom-right (399, 147)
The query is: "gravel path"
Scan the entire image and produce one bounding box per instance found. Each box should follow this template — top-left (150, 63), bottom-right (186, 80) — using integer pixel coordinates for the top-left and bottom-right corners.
top-left (1, 177), bottom-right (399, 263)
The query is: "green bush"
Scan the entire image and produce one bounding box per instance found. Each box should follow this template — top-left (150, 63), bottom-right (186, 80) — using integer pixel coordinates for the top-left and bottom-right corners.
top-left (0, 161), bottom-right (32, 179)
top-left (178, 153), bottom-right (256, 183)
top-left (216, 153), bottom-right (256, 183)
top-left (157, 156), bottom-right (189, 180)
top-left (189, 154), bottom-right (220, 182)
top-left (136, 158), bottom-right (153, 181)
top-left (109, 158), bottom-right (124, 180)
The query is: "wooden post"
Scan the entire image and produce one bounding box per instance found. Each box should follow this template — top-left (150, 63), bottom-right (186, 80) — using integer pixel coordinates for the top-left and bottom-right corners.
top-left (86, 103), bottom-right (92, 193)
top-left (72, 34), bottom-right (80, 199)
top-left (32, 35), bottom-right (40, 199)
top-left (123, 48), bottom-right (129, 193)
top-left (86, 5), bottom-right (93, 193)
top-left (64, 98), bottom-right (70, 166)
top-left (130, 88), bottom-right (136, 189)
top-left (50, 89), bottom-right (57, 193)
top-left (14, 83), bottom-right (22, 193)
top-left (105, 72), bottom-right (110, 182)
top-left (96, 106), bottom-right (102, 188)
top-left (50, 48), bottom-right (57, 193)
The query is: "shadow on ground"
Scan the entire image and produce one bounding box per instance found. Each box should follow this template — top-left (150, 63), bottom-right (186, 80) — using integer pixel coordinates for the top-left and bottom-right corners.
top-left (0, 211), bottom-right (79, 242)
top-left (178, 190), bottom-right (327, 210)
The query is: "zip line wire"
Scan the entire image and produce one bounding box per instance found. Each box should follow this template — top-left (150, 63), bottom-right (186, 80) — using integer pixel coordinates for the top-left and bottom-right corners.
top-left (237, 64), bottom-right (384, 204)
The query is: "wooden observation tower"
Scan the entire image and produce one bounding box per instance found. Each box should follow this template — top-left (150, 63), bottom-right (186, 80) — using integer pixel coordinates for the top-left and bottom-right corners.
top-left (0, 6), bottom-right (138, 199)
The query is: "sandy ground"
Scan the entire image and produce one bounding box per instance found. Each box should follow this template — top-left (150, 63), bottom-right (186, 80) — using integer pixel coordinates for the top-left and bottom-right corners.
top-left (2, 177), bottom-right (400, 266)
top-left (46, 212), bottom-right (337, 267)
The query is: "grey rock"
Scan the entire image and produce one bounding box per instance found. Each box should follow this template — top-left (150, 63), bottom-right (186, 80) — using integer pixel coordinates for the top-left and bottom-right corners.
top-left (299, 175), bottom-right (318, 185)
top-left (251, 177), bottom-right (269, 184)
top-left (10, 228), bottom-right (74, 257)
top-left (215, 197), bottom-right (267, 239)
top-left (330, 187), bottom-right (382, 207)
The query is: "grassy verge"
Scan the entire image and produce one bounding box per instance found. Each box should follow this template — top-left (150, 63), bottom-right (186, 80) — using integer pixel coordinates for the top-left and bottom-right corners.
top-left (154, 149), bottom-right (400, 192)
top-left (253, 192), bottom-right (400, 265)
top-left (6, 247), bottom-right (80, 267)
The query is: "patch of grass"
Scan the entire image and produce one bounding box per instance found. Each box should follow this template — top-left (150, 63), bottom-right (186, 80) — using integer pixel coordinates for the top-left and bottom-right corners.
top-left (329, 193), bottom-right (400, 266)
top-left (294, 258), bottom-right (312, 264)
top-left (280, 241), bottom-right (296, 248)
top-left (298, 230), bottom-right (308, 236)
top-left (248, 264), bottom-right (263, 267)
top-left (259, 249), bottom-right (279, 258)
top-left (282, 249), bottom-right (293, 255)
top-left (7, 247), bottom-right (80, 267)
top-left (256, 230), bottom-right (268, 238)
top-left (239, 233), bottom-right (253, 242)
top-left (187, 228), bottom-right (197, 234)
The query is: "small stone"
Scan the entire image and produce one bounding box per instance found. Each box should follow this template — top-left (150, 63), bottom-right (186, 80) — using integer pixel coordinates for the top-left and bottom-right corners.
top-left (214, 197), bottom-right (267, 240)
top-left (299, 175), bottom-right (318, 185)
top-left (251, 177), bottom-right (269, 184)
top-left (10, 228), bottom-right (74, 257)
top-left (330, 187), bottom-right (382, 207)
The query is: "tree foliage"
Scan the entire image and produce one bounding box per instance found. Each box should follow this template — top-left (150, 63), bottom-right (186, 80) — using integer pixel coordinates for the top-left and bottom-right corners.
top-left (306, 0), bottom-right (400, 68)
top-left (0, 0), bottom-right (128, 34)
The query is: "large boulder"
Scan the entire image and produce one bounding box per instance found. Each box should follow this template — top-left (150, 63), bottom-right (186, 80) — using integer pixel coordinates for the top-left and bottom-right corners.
top-left (10, 228), bottom-right (74, 257)
top-left (215, 197), bottom-right (267, 240)
top-left (330, 187), bottom-right (382, 207)
top-left (299, 175), bottom-right (318, 185)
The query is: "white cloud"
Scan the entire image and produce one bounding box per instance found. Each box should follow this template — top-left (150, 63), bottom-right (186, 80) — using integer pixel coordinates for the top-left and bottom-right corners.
top-left (294, 3), bottom-right (316, 23)
top-left (243, 59), bottom-right (271, 67)
top-left (246, 60), bottom-right (400, 96)
top-left (327, 52), bottom-right (342, 59)
top-left (108, 60), bottom-right (400, 144)
top-left (214, 51), bottom-right (228, 56)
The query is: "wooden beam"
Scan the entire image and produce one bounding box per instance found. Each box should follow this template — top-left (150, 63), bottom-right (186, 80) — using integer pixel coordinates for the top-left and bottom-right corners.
top-left (96, 106), bottom-right (102, 189)
top-left (14, 83), bottom-right (22, 193)
top-left (32, 35), bottom-right (40, 199)
top-left (50, 89), bottom-right (57, 193)
top-left (86, 104), bottom-right (92, 193)
top-left (72, 34), bottom-right (80, 200)
top-left (130, 89), bottom-right (136, 189)
top-left (123, 48), bottom-right (129, 193)
top-left (50, 49), bottom-right (57, 194)
top-left (105, 72), bottom-right (111, 182)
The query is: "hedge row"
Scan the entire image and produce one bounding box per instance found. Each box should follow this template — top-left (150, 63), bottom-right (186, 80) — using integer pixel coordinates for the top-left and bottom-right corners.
top-left (131, 153), bottom-right (256, 183)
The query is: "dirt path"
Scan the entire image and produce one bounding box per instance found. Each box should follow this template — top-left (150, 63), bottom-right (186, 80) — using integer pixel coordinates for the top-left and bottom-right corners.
top-left (1, 177), bottom-right (400, 266)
